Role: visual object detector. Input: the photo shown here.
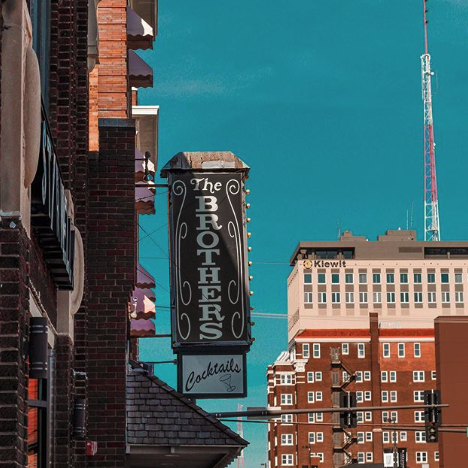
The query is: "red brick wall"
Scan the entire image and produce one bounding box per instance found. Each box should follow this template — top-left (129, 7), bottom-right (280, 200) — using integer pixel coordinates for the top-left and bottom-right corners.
top-left (0, 217), bottom-right (30, 467)
top-left (85, 119), bottom-right (136, 467)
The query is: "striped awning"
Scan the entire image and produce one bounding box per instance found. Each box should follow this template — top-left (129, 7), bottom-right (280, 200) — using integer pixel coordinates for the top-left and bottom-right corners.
top-left (128, 50), bottom-right (153, 88)
top-left (127, 7), bottom-right (154, 51)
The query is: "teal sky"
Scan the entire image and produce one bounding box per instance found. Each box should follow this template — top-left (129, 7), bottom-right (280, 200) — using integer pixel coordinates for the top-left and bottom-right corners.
top-left (138, 1), bottom-right (468, 465)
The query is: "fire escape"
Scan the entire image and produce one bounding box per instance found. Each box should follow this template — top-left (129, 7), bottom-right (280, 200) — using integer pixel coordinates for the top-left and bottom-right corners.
top-left (330, 348), bottom-right (357, 467)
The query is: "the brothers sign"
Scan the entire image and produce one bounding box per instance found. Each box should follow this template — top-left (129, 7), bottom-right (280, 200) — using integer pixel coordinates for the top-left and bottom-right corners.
top-left (162, 153), bottom-right (252, 349)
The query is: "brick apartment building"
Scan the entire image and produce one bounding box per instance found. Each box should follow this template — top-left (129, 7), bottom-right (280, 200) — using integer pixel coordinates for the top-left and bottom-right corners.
top-left (0, 1), bottom-right (246, 467)
top-left (267, 230), bottom-right (468, 468)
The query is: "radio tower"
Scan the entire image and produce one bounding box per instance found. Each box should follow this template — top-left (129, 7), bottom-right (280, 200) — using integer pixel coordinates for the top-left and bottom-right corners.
top-left (237, 404), bottom-right (245, 468)
top-left (421, 0), bottom-right (440, 241)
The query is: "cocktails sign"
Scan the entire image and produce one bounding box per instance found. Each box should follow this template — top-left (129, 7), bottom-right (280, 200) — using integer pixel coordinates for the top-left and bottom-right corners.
top-left (167, 171), bottom-right (251, 348)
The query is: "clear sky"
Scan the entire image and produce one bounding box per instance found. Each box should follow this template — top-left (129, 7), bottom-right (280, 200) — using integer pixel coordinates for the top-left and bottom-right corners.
top-left (137, 0), bottom-right (468, 465)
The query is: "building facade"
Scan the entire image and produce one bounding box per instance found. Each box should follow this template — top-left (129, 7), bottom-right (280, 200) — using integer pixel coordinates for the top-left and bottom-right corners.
top-left (268, 230), bottom-right (468, 468)
top-left (0, 1), bottom-right (246, 467)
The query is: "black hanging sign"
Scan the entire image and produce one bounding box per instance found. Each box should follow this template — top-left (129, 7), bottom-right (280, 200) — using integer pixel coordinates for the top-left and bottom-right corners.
top-left (167, 172), bottom-right (251, 348)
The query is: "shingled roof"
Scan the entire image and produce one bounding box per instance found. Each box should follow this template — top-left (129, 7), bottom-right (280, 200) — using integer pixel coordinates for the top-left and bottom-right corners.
top-left (126, 362), bottom-right (248, 468)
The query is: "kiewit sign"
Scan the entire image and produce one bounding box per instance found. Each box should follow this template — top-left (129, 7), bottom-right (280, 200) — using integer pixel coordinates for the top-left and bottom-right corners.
top-left (178, 353), bottom-right (246, 398)
top-left (166, 171), bottom-right (251, 348)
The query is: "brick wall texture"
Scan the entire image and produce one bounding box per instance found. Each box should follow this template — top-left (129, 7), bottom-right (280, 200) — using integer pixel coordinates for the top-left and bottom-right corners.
top-left (0, 218), bottom-right (30, 467)
top-left (85, 119), bottom-right (136, 467)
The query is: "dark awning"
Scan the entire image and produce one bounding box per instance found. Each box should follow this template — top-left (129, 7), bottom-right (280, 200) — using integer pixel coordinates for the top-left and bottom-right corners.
top-left (127, 7), bottom-right (154, 51)
top-left (128, 50), bottom-right (153, 88)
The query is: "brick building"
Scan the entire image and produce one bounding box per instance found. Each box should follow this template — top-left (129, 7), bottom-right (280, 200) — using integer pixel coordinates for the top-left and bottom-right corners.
top-left (0, 1), bottom-right (246, 467)
top-left (267, 230), bottom-right (468, 468)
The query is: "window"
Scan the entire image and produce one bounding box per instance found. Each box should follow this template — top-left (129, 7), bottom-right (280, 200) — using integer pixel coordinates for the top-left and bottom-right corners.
top-left (304, 292), bottom-right (313, 304)
top-left (390, 391), bottom-right (397, 402)
top-left (456, 291), bottom-right (464, 303)
top-left (342, 343), bottom-right (349, 355)
top-left (359, 292), bottom-right (368, 304)
top-left (345, 292), bottom-right (354, 304)
top-left (316, 391), bottom-right (323, 402)
top-left (308, 413), bottom-right (315, 423)
top-left (435, 451), bottom-right (440, 461)
top-left (30, 0), bottom-right (52, 108)
top-left (381, 391), bottom-right (389, 403)
top-left (387, 292), bottom-right (395, 303)
top-left (281, 434), bottom-right (293, 445)
top-left (414, 343), bottom-right (421, 358)
top-left (414, 273), bottom-right (422, 283)
top-left (281, 394), bottom-right (293, 405)
top-left (313, 344), bottom-right (321, 358)
top-left (400, 292), bottom-right (409, 303)
top-left (428, 273), bottom-right (436, 283)
top-left (381, 371), bottom-right (388, 382)
top-left (416, 452), bottom-right (428, 463)
top-left (365, 432), bottom-right (373, 442)
top-left (303, 344), bottom-right (310, 358)
top-left (318, 273), bottom-right (326, 284)
top-left (373, 273), bottom-right (381, 284)
top-left (281, 454), bottom-right (293, 466)
top-left (364, 391), bottom-right (371, 401)
top-left (318, 292), bottom-right (327, 303)
top-left (304, 273), bottom-right (312, 284)
top-left (316, 412), bottom-right (323, 422)
top-left (392, 432), bottom-right (399, 443)
top-left (357, 412), bottom-right (363, 423)
top-left (391, 411), bottom-right (398, 422)
top-left (400, 432), bottom-right (407, 441)
top-left (455, 273), bottom-right (463, 283)
top-left (365, 412), bottom-right (372, 422)
top-left (432, 371), bottom-right (437, 380)
top-left (366, 453), bottom-right (373, 463)
top-left (281, 414), bottom-right (293, 423)
top-left (383, 343), bottom-right (390, 358)
top-left (359, 273), bottom-right (367, 284)
top-left (442, 291), bottom-right (450, 303)
top-left (415, 411), bottom-right (424, 423)
top-left (373, 292), bottom-right (381, 304)
top-left (280, 374), bottom-right (293, 385)
top-left (441, 272), bottom-right (449, 283)
top-left (308, 432), bottom-right (315, 444)
top-left (317, 432), bottom-right (323, 442)
top-left (308, 392), bottom-right (315, 403)
top-left (315, 371), bottom-right (322, 381)
top-left (357, 343), bottom-right (365, 358)
top-left (428, 291), bottom-right (436, 303)
top-left (364, 371), bottom-right (371, 381)
top-left (398, 343), bottom-right (405, 358)
top-left (413, 371), bottom-right (425, 382)
top-left (357, 432), bottom-right (364, 443)
top-left (331, 273), bottom-right (340, 284)
top-left (386, 272), bottom-right (394, 283)
top-left (383, 432), bottom-right (390, 443)
top-left (307, 372), bottom-right (314, 383)
top-left (345, 273), bottom-right (354, 284)
top-left (414, 391), bottom-right (424, 402)
top-left (355, 371), bottom-right (363, 383)
top-left (414, 292), bottom-right (423, 303)
top-left (390, 371), bottom-right (397, 382)
top-left (332, 292), bottom-right (341, 303)
top-left (357, 453), bottom-right (365, 464)
top-left (382, 411), bottom-right (389, 422)
top-left (400, 273), bottom-right (408, 283)
top-left (356, 391), bottom-right (364, 403)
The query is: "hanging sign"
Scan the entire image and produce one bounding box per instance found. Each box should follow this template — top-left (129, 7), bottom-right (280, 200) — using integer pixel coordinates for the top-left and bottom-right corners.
top-left (178, 352), bottom-right (246, 398)
top-left (167, 171), bottom-right (251, 348)
top-left (31, 110), bottom-right (75, 289)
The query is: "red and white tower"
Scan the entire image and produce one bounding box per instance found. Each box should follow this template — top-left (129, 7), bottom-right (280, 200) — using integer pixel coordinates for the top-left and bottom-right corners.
top-left (421, 0), bottom-right (441, 241)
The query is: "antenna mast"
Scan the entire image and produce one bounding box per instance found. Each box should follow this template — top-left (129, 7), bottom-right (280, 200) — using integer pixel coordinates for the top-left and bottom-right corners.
top-left (236, 404), bottom-right (245, 468)
top-left (422, 0), bottom-right (440, 241)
